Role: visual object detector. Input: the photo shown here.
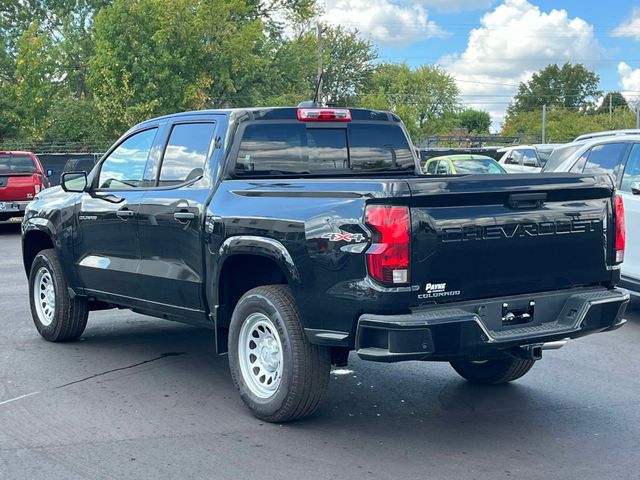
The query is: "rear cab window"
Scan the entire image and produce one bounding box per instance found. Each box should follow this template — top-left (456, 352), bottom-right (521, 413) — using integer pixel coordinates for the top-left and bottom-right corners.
top-left (0, 154), bottom-right (36, 173)
top-left (234, 119), bottom-right (416, 177)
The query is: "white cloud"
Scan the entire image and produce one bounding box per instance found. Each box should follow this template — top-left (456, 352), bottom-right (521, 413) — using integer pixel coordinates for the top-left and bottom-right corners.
top-left (414, 0), bottom-right (494, 12)
top-left (612, 8), bottom-right (640, 41)
top-left (439, 0), bottom-right (604, 129)
top-left (322, 0), bottom-right (447, 47)
top-left (618, 62), bottom-right (640, 105)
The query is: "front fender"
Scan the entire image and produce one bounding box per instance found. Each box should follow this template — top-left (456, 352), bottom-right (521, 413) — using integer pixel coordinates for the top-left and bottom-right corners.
top-left (21, 203), bottom-right (83, 292)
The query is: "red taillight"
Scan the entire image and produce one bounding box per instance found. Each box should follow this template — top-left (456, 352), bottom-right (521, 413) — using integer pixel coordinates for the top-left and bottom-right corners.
top-left (33, 174), bottom-right (42, 194)
top-left (365, 205), bottom-right (410, 285)
top-left (615, 193), bottom-right (625, 263)
top-left (297, 108), bottom-right (351, 122)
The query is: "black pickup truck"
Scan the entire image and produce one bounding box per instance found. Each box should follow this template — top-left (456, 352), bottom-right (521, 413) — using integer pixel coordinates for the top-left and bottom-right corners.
top-left (22, 107), bottom-right (629, 422)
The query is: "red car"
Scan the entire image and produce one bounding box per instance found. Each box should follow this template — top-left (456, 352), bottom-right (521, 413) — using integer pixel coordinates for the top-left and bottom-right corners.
top-left (0, 151), bottom-right (49, 222)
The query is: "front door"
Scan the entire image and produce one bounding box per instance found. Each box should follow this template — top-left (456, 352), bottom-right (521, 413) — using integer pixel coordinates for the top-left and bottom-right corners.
top-left (74, 127), bottom-right (160, 299)
top-left (137, 121), bottom-right (217, 314)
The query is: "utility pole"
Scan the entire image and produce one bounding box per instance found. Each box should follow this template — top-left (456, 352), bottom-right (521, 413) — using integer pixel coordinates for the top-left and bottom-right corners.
top-left (542, 104), bottom-right (547, 144)
top-left (637, 104), bottom-right (640, 129)
top-left (609, 92), bottom-right (612, 118)
top-left (317, 20), bottom-right (323, 105)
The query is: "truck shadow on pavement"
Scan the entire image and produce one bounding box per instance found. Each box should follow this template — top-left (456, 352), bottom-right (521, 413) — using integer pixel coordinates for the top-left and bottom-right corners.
top-left (0, 222), bottom-right (21, 235)
top-left (41, 313), bottom-right (629, 442)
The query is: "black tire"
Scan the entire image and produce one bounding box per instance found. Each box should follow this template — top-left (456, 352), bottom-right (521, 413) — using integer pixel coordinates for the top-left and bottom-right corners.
top-left (29, 248), bottom-right (88, 342)
top-left (228, 285), bottom-right (331, 423)
top-left (450, 357), bottom-right (535, 385)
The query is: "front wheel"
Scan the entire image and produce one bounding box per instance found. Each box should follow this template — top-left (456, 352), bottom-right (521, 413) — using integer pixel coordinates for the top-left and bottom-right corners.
top-left (450, 357), bottom-right (535, 385)
top-left (228, 285), bottom-right (331, 422)
top-left (29, 248), bottom-right (88, 341)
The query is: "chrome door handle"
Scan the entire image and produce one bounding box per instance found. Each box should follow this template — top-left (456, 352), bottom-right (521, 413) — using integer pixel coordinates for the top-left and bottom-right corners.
top-left (174, 211), bottom-right (195, 221)
top-left (116, 209), bottom-right (135, 219)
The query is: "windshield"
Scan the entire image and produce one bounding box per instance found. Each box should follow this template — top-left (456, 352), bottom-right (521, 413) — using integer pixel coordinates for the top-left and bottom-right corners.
top-left (451, 159), bottom-right (505, 174)
top-left (542, 144), bottom-right (583, 171)
top-left (0, 154), bottom-right (36, 173)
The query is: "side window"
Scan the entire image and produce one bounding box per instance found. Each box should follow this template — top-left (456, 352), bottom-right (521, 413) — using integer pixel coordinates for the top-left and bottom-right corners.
top-left (426, 160), bottom-right (438, 174)
top-left (582, 142), bottom-right (627, 179)
top-left (98, 128), bottom-right (158, 189)
top-left (621, 144), bottom-right (640, 192)
top-left (159, 123), bottom-right (216, 186)
top-left (436, 161), bottom-right (450, 174)
top-left (521, 149), bottom-right (539, 167)
top-left (506, 150), bottom-right (522, 165)
top-left (570, 150), bottom-right (589, 173)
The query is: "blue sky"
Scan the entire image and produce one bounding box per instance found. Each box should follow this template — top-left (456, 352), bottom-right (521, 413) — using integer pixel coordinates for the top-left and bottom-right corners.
top-left (323, 0), bottom-right (640, 130)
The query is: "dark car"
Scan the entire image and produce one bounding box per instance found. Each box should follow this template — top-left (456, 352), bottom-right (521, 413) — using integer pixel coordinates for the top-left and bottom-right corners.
top-left (22, 107), bottom-right (628, 422)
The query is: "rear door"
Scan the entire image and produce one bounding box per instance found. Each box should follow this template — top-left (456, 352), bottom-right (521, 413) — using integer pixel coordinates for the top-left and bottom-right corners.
top-left (137, 121), bottom-right (217, 313)
top-left (619, 143), bottom-right (640, 282)
top-left (74, 127), bottom-right (159, 298)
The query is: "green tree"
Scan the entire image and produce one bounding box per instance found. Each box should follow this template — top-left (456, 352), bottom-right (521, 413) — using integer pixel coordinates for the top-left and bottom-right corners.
top-left (0, 81), bottom-right (19, 141)
top-left (502, 108), bottom-right (638, 143)
top-left (44, 96), bottom-right (103, 142)
top-left (457, 108), bottom-right (491, 133)
top-left (507, 63), bottom-right (601, 115)
top-left (89, 0), bottom-right (288, 136)
top-left (597, 92), bottom-right (629, 114)
top-left (261, 26), bottom-right (377, 107)
top-left (13, 22), bottom-right (57, 140)
top-left (358, 63), bottom-right (459, 140)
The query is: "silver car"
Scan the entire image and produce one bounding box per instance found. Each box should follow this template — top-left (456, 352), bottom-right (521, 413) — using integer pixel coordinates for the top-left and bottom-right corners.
top-left (544, 134), bottom-right (640, 295)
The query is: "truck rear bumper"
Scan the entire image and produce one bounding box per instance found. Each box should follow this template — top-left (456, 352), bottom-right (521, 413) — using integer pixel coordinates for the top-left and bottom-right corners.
top-left (0, 200), bottom-right (29, 219)
top-left (355, 287), bottom-right (629, 363)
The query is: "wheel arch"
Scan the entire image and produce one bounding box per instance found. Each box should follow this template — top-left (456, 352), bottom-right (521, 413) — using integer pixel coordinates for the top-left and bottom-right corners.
top-left (211, 236), bottom-right (301, 354)
top-left (22, 226), bottom-right (56, 277)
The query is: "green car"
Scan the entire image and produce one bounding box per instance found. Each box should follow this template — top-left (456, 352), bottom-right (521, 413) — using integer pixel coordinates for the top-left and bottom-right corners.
top-left (423, 154), bottom-right (506, 175)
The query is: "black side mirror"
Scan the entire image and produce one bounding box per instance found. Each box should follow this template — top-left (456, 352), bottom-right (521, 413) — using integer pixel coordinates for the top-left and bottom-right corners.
top-left (60, 171), bottom-right (88, 193)
top-left (632, 182), bottom-right (640, 196)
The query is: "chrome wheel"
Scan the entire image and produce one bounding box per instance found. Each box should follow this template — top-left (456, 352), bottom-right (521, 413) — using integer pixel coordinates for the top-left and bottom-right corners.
top-left (34, 267), bottom-right (55, 326)
top-left (238, 313), bottom-right (283, 399)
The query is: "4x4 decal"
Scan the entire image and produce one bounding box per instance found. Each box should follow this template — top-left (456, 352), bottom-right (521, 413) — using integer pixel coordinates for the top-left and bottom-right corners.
top-left (322, 232), bottom-right (366, 243)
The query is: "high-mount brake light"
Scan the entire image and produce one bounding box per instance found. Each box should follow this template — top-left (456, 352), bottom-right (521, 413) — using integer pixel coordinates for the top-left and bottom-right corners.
top-left (297, 108), bottom-right (351, 122)
top-left (614, 193), bottom-right (625, 264)
top-left (365, 205), bottom-right (410, 286)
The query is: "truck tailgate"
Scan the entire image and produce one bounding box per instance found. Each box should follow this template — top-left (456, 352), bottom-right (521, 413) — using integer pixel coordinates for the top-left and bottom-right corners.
top-left (0, 174), bottom-right (35, 201)
top-left (406, 174), bottom-right (616, 303)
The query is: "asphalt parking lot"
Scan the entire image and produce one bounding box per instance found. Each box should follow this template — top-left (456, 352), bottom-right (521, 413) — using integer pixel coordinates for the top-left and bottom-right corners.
top-left (1, 222), bottom-right (639, 480)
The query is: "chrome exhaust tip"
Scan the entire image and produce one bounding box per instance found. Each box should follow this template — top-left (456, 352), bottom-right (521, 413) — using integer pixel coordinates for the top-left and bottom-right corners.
top-left (540, 340), bottom-right (568, 350)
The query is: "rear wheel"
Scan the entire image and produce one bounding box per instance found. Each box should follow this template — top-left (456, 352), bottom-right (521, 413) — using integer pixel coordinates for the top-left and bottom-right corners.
top-left (228, 285), bottom-right (331, 422)
top-left (450, 357), bottom-right (535, 385)
top-left (29, 249), bottom-right (88, 341)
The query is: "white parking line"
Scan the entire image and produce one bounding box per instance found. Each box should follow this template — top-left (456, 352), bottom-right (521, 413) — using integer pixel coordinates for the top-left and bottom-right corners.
top-left (0, 391), bottom-right (39, 406)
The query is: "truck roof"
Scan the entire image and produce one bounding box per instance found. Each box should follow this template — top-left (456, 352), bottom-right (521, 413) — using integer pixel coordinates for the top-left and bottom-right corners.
top-left (134, 107), bottom-right (401, 129)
